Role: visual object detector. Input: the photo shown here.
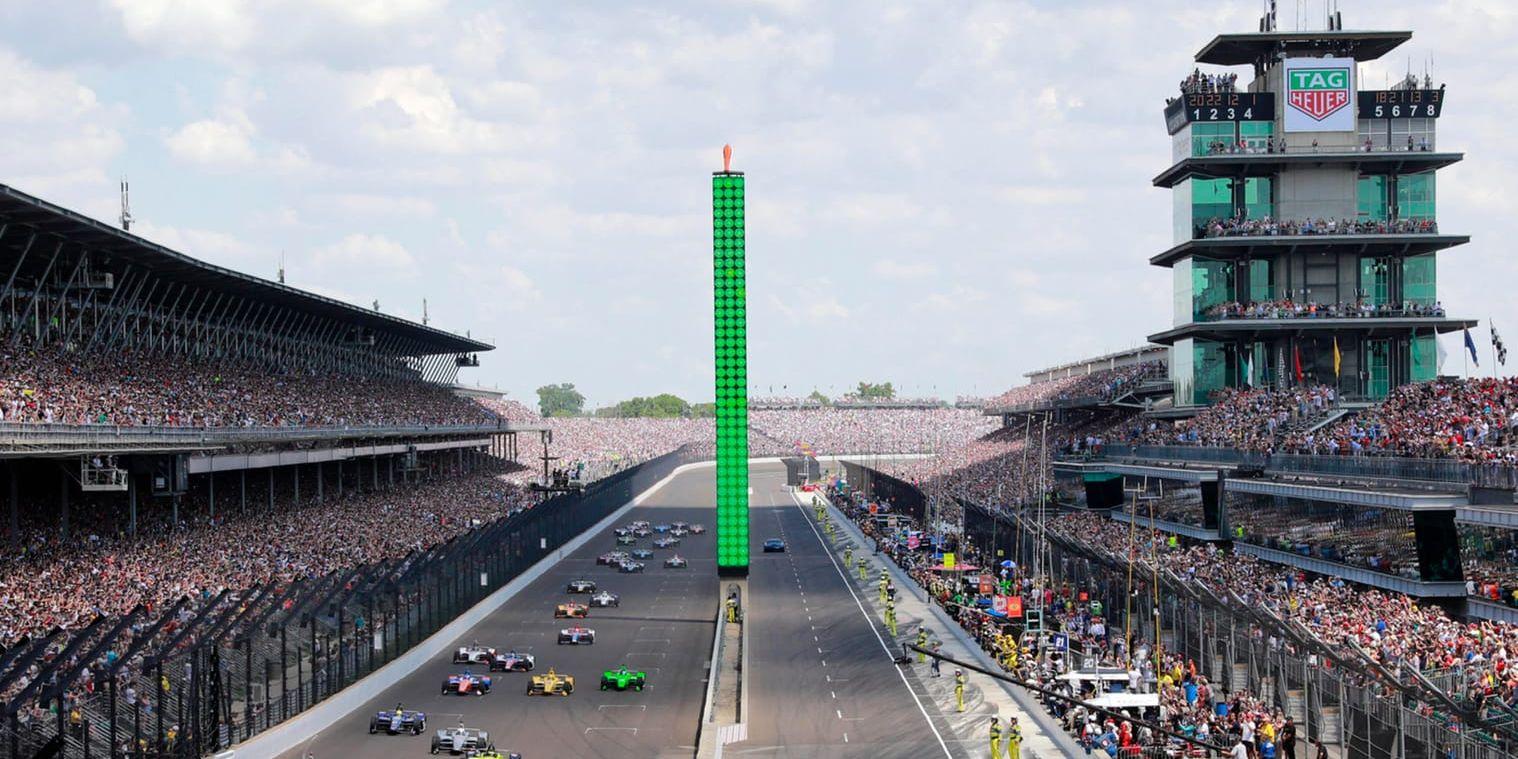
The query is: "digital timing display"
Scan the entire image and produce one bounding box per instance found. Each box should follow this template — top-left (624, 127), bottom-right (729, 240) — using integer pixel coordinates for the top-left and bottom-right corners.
top-left (1358, 89), bottom-right (1445, 119)
top-left (1165, 93), bottom-right (1276, 134)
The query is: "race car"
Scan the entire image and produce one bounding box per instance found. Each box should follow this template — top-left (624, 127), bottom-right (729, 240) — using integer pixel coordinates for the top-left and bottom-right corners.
top-left (441, 671), bottom-right (493, 696)
top-left (555, 601), bottom-right (589, 619)
top-left (567, 578), bottom-right (597, 593)
top-left (453, 643), bottom-right (499, 665)
top-left (613, 527), bottom-right (633, 537)
top-left (599, 665), bottom-right (647, 691)
top-left (630, 520), bottom-right (650, 530)
top-left (589, 590), bottom-right (620, 608)
top-left (664, 554), bottom-right (688, 569)
top-left (653, 523), bottom-right (672, 533)
top-left (672, 521), bottom-right (689, 530)
top-left (689, 523), bottom-right (707, 534)
top-left (430, 722), bottom-right (492, 754)
top-left (670, 526), bottom-right (689, 537)
top-left (616, 534), bottom-right (637, 546)
top-left (617, 560), bottom-right (645, 574)
top-left (489, 650), bottom-right (535, 672)
top-left (763, 538), bottom-right (787, 552)
top-left (468, 752), bottom-right (522, 759)
top-left (597, 551), bottom-right (630, 566)
top-left (653, 537), bottom-right (680, 549)
top-left (630, 548), bottom-right (653, 560)
top-left (527, 668), bottom-right (575, 696)
top-left (369, 707), bottom-right (426, 735)
top-left (558, 625), bottom-right (596, 645)
top-left (633, 527), bottom-right (652, 538)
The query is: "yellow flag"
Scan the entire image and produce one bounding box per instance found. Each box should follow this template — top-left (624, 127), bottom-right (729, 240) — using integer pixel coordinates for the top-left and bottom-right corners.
top-left (1333, 337), bottom-right (1342, 377)
top-left (942, 552), bottom-right (956, 570)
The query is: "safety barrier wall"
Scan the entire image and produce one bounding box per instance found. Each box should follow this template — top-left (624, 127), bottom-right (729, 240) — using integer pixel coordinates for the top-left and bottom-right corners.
top-left (9, 451), bottom-right (689, 759)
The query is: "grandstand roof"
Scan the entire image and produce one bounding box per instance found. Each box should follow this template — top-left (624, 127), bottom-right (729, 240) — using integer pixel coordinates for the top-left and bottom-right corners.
top-left (0, 183), bottom-right (491, 354)
top-left (1023, 345), bottom-right (1168, 382)
top-left (1194, 29), bottom-right (1412, 66)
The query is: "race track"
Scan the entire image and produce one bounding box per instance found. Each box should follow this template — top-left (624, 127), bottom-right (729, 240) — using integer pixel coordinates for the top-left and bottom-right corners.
top-left (736, 465), bottom-right (963, 759)
top-left (282, 465), bottom-right (720, 759)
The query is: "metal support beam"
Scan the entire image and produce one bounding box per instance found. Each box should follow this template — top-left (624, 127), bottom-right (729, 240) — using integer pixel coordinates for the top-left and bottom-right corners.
top-left (8, 240), bottom-right (63, 347)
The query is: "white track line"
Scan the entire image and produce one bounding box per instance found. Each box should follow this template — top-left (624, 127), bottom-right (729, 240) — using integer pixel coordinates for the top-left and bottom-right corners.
top-left (787, 488), bottom-right (953, 758)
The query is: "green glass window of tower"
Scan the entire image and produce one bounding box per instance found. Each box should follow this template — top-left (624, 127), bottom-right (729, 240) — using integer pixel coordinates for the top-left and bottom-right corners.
top-left (713, 172), bottom-right (748, 573)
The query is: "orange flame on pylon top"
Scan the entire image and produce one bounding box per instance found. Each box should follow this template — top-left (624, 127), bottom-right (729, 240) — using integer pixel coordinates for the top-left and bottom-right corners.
top-left (722, 144), bottom-right (732, 173)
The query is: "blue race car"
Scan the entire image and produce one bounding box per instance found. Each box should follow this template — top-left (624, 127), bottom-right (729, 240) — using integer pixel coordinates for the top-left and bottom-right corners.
top-left (370, 707), bottom-right (427, 735)
top-left (763, 538), bottom-right (787, 553)
top-left (441, 671), bottom-right (493, 696)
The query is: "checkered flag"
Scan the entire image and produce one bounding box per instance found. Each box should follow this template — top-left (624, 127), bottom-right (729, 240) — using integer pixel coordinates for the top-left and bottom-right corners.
top-left (1493, 324), bottom-right (1508, 366)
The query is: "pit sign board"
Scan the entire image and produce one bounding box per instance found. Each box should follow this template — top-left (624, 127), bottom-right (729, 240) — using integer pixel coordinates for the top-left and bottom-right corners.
top-left (1284, 57), bottom-right (1355, 133)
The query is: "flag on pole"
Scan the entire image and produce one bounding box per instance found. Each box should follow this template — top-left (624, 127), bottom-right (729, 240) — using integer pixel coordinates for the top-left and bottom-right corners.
top-left (1465, 328), bottom-right (1480, 368)
top-left (1333, 337), bottom-right (1342, 378)
top-left (1243, 351), bottom-right (1254, 387)
top-left (1293, 344), bottom-right (1304, 383)
top-left (1492, 323), bottom-right (1508, 366)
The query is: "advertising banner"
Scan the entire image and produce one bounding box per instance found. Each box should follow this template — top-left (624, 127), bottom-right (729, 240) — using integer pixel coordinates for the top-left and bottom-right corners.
top-left (1284, 57), bottom-right (1356, 132)
top-left (1005, 596), bottom-right (1024, 618)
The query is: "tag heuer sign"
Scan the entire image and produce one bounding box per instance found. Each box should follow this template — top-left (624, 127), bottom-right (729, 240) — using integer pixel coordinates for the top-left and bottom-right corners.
top-left (1283, 57), bottom-right (1355, 132)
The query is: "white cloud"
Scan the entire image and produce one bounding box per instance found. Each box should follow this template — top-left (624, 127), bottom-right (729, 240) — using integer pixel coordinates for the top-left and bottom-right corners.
top-left (0, 49), bottom-right (123, 200)
top-left (312, 233), bottom-right (414, 269)
top-left (132, 221), bottom-right (272, 273)
top-left (873, 259), bottom-right (938, 280)
top-left (165, 118), bottom-right (257, 167)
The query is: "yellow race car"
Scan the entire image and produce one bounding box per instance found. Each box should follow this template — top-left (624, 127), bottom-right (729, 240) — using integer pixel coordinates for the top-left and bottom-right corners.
top-left (554, 602), bottom-right (589, 619)
top-left (527, 668), bottom-right (575, 696)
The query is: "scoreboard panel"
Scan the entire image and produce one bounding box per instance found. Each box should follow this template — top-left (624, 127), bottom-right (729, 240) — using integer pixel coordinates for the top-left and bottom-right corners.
top-left (1358, 89), bottom-right (1445, 119)
top-left (1165, 92), bottom-right (1276, 134)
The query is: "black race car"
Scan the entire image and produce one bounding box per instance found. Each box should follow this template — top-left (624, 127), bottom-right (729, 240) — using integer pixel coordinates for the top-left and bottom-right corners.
top-left (567, 578), bottom-right (597, 593)
top-left (653, 537), bottom-right (680, 549)
top-left (618, 560), bottom-right (646, 573)
top-left (630, 548), bottom-right (653, 560)
top-left (763, 538), bottom-right (787, 552)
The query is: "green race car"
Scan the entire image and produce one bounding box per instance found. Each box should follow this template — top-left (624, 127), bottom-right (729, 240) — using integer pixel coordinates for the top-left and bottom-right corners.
top-left (599, 666), bottom-right (647, 691)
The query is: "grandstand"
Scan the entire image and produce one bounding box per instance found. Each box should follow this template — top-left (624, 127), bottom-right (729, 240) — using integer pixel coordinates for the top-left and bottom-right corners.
top-left (0, 182), bottom-right (547, 757)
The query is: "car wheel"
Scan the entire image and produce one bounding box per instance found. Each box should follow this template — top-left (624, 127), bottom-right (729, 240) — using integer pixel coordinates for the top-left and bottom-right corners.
top-left (430, 739), bottom-right (440, 755)
top-left (369, 721), bottom-right (377, 734)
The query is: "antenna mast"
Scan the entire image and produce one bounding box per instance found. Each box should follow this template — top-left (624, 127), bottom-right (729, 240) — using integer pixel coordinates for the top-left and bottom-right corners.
top-left (118, 179), bottom-right (133, 231)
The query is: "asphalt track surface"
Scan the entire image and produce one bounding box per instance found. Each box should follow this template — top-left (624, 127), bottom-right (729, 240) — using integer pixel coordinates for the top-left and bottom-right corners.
top-left (735, 465), bottom-right (963, 759)
top-left (282, 465), bottom-right (720, 759)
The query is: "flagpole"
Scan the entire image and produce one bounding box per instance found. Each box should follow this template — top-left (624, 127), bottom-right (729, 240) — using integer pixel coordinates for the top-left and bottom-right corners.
top-left (1492, 318), bottom-right (1499, 381)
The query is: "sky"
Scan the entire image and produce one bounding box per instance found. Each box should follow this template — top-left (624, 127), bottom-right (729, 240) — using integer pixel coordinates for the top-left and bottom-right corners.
top-left (1, 0), bottom-right (1515, 409)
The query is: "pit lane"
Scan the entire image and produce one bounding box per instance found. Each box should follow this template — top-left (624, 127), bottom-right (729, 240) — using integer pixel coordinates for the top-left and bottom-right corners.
top-left (280, 465), bottom-right (721, 759)
top-left (735, 465), bottom-right (963, 758)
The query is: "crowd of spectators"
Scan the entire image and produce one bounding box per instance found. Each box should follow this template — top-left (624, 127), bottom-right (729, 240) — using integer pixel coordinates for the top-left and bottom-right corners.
top-left (1319, 377), bottom-right (1518, 461)
top-left (1045, 513), bottom-right (1518, 719)
top-left (1202, 299), bottom-right (1446, 321)
top-left (1, 458), bottom-right (541, 741)
top-left (988, 363), bottom-right (1163, 412)
top-left (1148, 385), bottom-right (1338, 453)
top-left (0, 463), bottom-right (536, 647)
top-left (0, 347), bottom-right (497, 428)
top-left (1197, 216), bottom-right (1439, 239)
top-left (833, 489), bottom-right (1302, 758)
top-left (1179, 69), bottom-right (1238, 95)
top-left (1135, 377), bottom-right (1518, 463)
